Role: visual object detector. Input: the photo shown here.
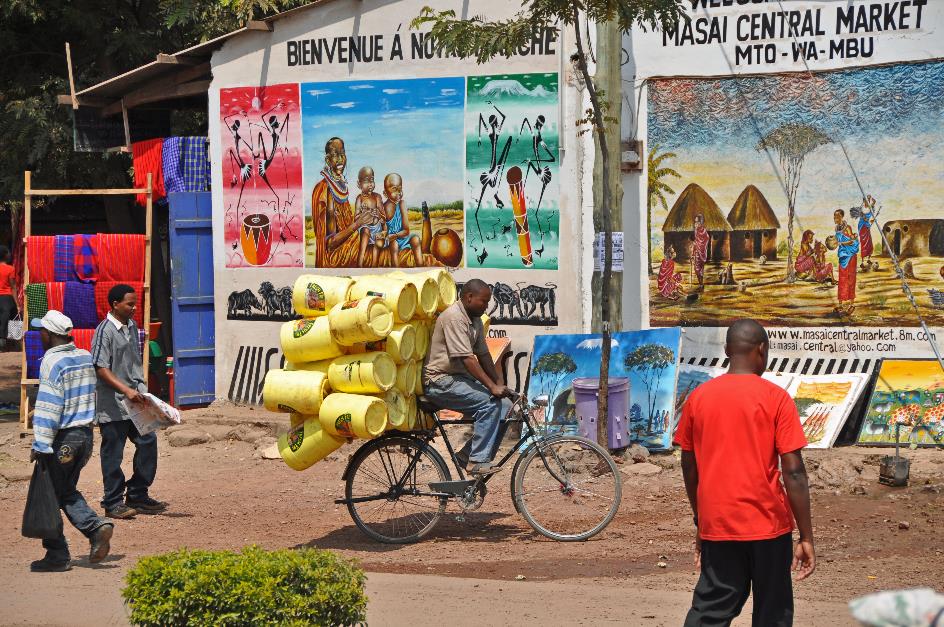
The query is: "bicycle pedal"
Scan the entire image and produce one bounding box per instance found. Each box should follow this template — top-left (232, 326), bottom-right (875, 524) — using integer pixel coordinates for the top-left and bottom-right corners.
top-left (429, 480), bottom-right (475, 495)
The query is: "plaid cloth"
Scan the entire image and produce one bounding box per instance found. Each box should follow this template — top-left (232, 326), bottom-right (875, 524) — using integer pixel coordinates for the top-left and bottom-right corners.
top-left (72, 329), bottom-right (94, 352)
top-left (73, 234), bottom-right (98, 282)
top-left (132, 139), bottom-right (166, 206)
top-left (138, 329), bottom-right (147, 356)
top-left (63, 282), bottom-right (98, 329)
top-left (95, 281), bottom-right (144, 328)
top-left (46, 282), bottom-right (65, 313)
top-left (25, 283), bottom-right (48, 321)
top-left (162, 137), bottom-right (184, 193)
top-left (24, 331), bottom-right (43, 379)
top-left (181, 136), bottom-right (210, 192)
top-left (26, 236), bottom-right (55, 283)
top-left (98, 234), bottom-right (146, 282)
top-left (53, 235), bottom-right (76, 282)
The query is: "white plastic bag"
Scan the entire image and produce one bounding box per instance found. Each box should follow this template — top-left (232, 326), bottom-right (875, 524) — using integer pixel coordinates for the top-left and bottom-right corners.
top-left (849, 588), bottom-right (944, 627)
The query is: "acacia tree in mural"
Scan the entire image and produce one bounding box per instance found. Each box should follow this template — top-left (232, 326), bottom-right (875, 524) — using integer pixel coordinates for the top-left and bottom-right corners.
top-left (756, 123), bottom-right (832, 283)
top-left (532, 352), bottom-right (577, 423)
top-left (624, 343), bottom-right (675, 434)
top-left (647, 144), bottom-right (681, 275)
top-left (414, 0), bottom-right (685, 449)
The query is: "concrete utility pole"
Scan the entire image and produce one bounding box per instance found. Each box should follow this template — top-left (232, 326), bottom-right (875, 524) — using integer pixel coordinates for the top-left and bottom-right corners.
top-left (591, 18), bottom-right (624, 446)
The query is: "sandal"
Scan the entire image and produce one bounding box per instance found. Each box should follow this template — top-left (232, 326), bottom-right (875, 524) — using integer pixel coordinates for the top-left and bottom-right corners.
top-left (466, 462), bottom-right (501, 476)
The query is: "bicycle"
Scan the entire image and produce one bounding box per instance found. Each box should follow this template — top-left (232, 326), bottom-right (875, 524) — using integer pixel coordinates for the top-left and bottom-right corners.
top-left (335, 393), bottom-right (622, 544)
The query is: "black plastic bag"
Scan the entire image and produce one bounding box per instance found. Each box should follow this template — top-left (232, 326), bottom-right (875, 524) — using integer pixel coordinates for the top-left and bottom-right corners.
top-left (21, 457), bottom-right (63, 539)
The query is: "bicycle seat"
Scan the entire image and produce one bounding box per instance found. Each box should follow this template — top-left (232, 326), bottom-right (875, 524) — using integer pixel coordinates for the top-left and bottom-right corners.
top-left (416, 395), bottom-right (440, 415)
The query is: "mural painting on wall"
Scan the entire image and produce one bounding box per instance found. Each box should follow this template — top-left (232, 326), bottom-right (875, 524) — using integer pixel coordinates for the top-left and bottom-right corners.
top-left (220, 83), bottom-right (304, 267)
top-left (301, 77), bottom-right (465, 268)
top-left (857, 359), bottom-right (944, 448)
top-left (647, 60), bottom-right (944, 328)
top-left (457, 280), bottom-right (558, 327)
top-left (465, 73), bottom-right (560, 271)
top-left (226, 281), bottom-right (300, 322)
top-left (527, 328), bottom-right (681, 450)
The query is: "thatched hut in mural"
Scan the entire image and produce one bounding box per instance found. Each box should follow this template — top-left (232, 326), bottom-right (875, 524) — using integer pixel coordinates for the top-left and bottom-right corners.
top-left (726, 185), bottom-right (780, 260)
top-left (662, 183), bottom-right (731, 263)
top-left (881, 219), bottom-right (944, 258)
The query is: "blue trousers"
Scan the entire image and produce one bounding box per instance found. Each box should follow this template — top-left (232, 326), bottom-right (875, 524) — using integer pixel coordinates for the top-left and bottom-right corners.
top-left (43, 426), bottom-right (108, 562)
top-left (424, 374), bottom-right (511, 463)
top-left (99, 420), bottom-right (157, 510)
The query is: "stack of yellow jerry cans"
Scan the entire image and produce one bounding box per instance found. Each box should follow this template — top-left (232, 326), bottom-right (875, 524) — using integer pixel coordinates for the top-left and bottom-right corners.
top-left (262, 270), bottom-right (459, 471)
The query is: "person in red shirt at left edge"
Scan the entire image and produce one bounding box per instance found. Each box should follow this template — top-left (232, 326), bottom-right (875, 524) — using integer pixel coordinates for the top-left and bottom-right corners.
top-left (674, 319), bottom-right (815, 627)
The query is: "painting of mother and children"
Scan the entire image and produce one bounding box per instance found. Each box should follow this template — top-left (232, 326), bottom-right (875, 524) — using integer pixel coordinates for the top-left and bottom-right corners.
top-left (647, 60), bottom-right (944, 327)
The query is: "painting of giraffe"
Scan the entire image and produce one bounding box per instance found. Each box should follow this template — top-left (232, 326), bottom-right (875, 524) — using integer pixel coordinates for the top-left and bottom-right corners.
top-left (858, 360), bottom-right (944, 447)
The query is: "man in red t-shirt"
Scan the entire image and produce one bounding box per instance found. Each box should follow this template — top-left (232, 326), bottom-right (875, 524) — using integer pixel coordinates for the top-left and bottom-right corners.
top-left (674, 319), bottom-right (815, 626)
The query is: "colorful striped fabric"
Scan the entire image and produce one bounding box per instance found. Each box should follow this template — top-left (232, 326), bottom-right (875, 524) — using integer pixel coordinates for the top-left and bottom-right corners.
top-left (46, 282), bottom-right (65, 313)
top-left (72, 329), bottom-right (95, 352)
top-left (25, 283), bottom-right (48, 321)
top-left (63, 282), bottom-right (98, 329)
top-left (94, 281), bottom-right (144, 328)
top-left (53, 235), bottom-right (76, 282)
top-left (181, 136), bottom-right (210, 192)
top-left (132, 139), bottom-right (166, 206)
top-left (73, 234), bottom-right (98, 282)
top-left (26, 236), bottom-right (55, 283)
top-left (97, 234), bottom-right (146, 282)
top-left (24, 331), bottom-right (43, 379)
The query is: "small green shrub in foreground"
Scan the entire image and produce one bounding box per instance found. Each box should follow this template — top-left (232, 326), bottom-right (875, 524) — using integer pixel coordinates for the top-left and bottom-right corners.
top-left (122, 546), bottom-right (367, 626)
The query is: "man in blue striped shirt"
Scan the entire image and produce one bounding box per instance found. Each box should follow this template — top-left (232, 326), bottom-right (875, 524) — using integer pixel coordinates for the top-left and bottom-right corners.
top-left (29, 311), bottom-right (114, 572)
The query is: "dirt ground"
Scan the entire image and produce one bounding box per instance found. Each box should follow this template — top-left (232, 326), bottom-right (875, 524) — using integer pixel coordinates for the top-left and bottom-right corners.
top-left (1, 352), bottom-right (942, 626)
top-left (649, 257), bottom-right (944, 327)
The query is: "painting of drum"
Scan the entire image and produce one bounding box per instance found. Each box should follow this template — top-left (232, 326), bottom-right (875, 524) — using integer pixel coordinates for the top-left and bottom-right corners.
top-left (220, 83), bottom-right (304, 267)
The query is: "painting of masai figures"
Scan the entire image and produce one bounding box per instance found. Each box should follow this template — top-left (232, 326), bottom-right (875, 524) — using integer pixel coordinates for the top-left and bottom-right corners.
top-left (647, 60), bottom-right (944, 327)
top-left (301, 78), bottom-right (465, 268)
top-left (220, 84), bottom-right (304, 267)
top-left (466, 73), bottom-right (560, 270)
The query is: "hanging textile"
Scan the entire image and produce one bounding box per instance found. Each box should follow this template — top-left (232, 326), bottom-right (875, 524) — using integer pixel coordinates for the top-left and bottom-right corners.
top-left (26, 236), bottom-right (54, 284)
top-left (63, 282), bottom-right (98, 329)
top-left (72, 329), bottom-right (95, 353)
top-left (181, 136), bottom-right (210, 192)
top-left (24, 331), bottom-right (43, 379)
top-left (94, 281), bottom-right (144, 328)
top-left (97, 234), bottom-right (146, 282)
top-left (45, 282), bottom-right (65, 313)
top-left (25, 284), bottom-right (48, 322)
top-left (131, 139), bottom-right (166, 206)
top-left (162, 137), bottom-right (184, 193)
top-left (53, 235), bottom-right (76, 282)
top-left (73, 234), bottom-right (98, 282)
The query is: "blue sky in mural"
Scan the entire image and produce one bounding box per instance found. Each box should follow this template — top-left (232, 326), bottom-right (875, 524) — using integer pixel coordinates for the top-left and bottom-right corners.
top-left (301, 77), bottom-right (465, 209)
top-left (647, 60), bottom-right (944, 236)
top-left (528, 328), bottom-right (682, 449)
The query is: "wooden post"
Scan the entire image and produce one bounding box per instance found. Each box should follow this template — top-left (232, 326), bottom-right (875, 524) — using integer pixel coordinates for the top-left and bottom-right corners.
top-left (143, 173), bottom-right (153, 378)
top-left (20, 172), bottom-right (32, 430)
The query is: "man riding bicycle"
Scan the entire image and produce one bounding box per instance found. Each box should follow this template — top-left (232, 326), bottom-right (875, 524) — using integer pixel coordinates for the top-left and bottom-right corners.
top-left (423, 279), bottom-right (514, 476)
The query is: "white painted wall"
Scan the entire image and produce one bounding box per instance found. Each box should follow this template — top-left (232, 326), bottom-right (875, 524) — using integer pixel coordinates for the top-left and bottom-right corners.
top-left (209, 0), bottom-right (595, 402)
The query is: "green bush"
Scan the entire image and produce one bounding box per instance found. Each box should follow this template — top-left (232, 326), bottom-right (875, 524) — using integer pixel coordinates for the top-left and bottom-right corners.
top-left (122, 546), bottom-right (367, 626)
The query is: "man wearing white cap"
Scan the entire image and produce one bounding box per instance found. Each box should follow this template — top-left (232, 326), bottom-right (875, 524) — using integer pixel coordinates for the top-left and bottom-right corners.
top-left (28, 311), bottom-right (114, 572)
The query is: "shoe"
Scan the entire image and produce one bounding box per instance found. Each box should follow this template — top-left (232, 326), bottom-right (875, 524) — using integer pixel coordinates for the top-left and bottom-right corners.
top-left (105, 504), bottom-right (138, 519)
top-left (30, 558), bottom-right (71, 573)
top-left (89, 522), bottom-right (114, 564)
top-left (125, 496), bottom-right (168, 513)
top-left (454, 449), bottom-right (470, 468)
top-left (466, 462), bottom-right (501, 476)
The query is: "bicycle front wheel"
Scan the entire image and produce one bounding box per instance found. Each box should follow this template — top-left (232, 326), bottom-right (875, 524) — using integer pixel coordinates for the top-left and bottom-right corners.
top-left (345, 436), bottom-right (451, 544)
top-left (512, 435), bottom-right (621, 541)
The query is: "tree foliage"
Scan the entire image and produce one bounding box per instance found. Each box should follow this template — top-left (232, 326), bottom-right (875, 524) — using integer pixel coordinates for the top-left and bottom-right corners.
top-left (533, 351), bottom-right (577, 423)
top-left (624, 343), bottom-right (675, 433)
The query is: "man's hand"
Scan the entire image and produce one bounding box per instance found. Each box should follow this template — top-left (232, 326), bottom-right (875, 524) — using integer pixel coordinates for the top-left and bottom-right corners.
top-left (792, 539), bottom-right (815, 580)
top-left (125, 388), bottom-right (146, 404)
top-left (489, 384), bottom-right (514, 398)
top-left (693, 535), bottom-right (702, 570)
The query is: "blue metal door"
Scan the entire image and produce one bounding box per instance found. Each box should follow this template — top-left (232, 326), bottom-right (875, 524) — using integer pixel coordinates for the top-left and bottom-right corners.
top-left (168, 192), bottom-right (215, 406)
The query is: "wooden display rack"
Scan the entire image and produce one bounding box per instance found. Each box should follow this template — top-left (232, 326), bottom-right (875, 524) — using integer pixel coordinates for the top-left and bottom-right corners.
top-left (20, 170), bottom-right (153, 430)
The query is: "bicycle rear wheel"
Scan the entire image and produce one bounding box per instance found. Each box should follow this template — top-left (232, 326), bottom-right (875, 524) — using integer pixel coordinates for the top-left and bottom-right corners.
top-left (345, 436), bottom-right (451, 544)
top-left (512, 435), bottom-right (621, 541)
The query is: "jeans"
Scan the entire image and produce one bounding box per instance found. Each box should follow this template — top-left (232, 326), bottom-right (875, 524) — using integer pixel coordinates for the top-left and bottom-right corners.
top-left (43, 426), bottom-right (108, 562)
top-left (684, 532), bottom-right (794, 627)
top-left (99, 419), bottom-right (157, 510)
top-left (0, 294), bottom-right (16, 348)
top-left (424, 374), bottom-right (511, 463)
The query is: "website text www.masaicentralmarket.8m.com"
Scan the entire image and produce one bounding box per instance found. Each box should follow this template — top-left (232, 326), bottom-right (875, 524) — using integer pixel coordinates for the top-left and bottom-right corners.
top-left (768, 327), bottom-right (938, 355)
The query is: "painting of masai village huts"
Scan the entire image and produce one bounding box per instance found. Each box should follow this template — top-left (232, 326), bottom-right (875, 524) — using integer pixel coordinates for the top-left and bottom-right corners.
top-left (528, 328), bottom-right (681, 451)
top-left (647, 60), bottom-right (944, 327)
top-left (858, 359), bottom-right (944, 448)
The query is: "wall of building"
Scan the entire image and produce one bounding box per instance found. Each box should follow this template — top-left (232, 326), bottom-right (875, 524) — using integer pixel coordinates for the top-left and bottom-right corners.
top-left (624, 0), bottom-right (944, 362)
top-left (209, 0), bottom-right (594, 402)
